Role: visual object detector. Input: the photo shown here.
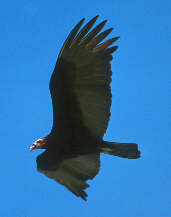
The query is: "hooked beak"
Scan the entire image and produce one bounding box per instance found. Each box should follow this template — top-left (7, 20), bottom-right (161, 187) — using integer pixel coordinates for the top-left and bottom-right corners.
top-left (30, 144), bottom-right (36, 151)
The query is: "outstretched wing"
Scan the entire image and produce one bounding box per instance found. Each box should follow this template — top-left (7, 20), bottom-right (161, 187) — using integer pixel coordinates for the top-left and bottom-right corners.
top-left (49, 16), bottom-right (119, 138)
top-left (37, 150), bottom-right (100, 201)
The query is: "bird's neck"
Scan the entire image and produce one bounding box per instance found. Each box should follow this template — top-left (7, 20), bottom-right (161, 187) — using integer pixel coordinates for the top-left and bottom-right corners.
top-left (42, 134), bottom-right (57, 150)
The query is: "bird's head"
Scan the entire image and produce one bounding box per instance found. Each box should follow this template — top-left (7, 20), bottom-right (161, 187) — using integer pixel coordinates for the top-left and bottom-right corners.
top-left (30, 138), bottom-right (47, 151)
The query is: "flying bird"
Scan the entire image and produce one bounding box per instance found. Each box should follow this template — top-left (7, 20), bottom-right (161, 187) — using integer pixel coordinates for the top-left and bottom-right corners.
top-left (30, 16), bottom-right (140, 201)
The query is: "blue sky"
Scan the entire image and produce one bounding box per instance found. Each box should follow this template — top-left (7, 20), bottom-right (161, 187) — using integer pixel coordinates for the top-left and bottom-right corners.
top-left (1, 0), bottom-right (170, 216)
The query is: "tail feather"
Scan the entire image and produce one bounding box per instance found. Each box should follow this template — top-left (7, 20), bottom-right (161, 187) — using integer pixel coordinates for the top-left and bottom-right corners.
top-left (101, 141), bottom-right (140, 159)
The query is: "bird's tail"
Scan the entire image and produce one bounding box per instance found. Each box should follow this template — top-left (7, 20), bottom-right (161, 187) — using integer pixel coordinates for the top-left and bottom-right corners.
top-left (101, 141), bottom-right (140, 159)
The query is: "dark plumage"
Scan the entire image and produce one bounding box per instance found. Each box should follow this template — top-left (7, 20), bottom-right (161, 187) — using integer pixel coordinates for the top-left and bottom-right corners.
top-left (30, 16), bottom-right (140, 201)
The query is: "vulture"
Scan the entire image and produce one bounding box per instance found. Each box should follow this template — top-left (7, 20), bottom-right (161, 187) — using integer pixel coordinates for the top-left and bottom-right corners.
top-left (30, 16), bottom-right (140, 201)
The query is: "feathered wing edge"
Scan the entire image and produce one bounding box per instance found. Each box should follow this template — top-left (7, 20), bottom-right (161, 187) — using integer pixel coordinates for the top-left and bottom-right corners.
top-left (58, 15), bottom-right (120, 58)
top-left (37, 151), bottom-right (100, 201)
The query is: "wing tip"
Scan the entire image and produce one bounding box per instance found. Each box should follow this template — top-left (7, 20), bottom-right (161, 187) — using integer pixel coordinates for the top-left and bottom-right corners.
top-left (93, 15), bottom-right (99, 20)
top-left (80, 17), bottom-right (86, 23)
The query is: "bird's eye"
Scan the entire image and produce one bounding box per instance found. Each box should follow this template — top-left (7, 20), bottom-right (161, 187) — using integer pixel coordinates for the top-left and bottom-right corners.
top-left (35, 138), bottom-right (43, 144)
top-left (33, 139), bottom-right (40, 145)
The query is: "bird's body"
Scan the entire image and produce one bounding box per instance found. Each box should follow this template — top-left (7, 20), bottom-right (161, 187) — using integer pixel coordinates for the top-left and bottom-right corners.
top-left (30, 16), bottom-right (140, 200)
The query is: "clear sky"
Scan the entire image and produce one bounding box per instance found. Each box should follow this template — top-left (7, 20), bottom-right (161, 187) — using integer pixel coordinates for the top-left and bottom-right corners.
top-left (1, 0), bottom-right (170, 216)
